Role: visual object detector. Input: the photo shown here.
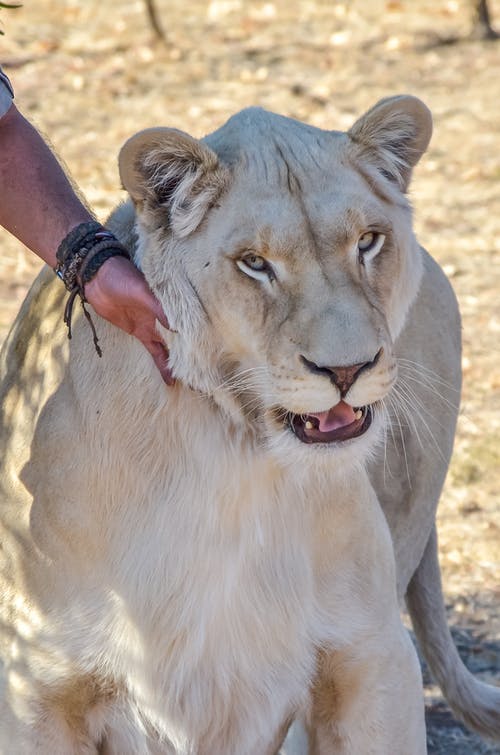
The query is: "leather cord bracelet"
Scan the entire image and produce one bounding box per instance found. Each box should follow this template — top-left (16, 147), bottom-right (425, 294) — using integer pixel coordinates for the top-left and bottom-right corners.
top-left (54, 221), bottom-right (131, 357)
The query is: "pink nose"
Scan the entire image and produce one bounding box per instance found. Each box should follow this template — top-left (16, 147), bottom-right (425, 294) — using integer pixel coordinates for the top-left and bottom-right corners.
top-left (300, 348), bottom-right (383, 397)
top-left (326, 363), bottom-right (368, 396)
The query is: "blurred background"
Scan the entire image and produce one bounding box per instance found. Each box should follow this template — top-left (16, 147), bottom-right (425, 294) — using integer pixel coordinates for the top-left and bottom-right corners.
top-left (0, 1), bottom-right (499, 751)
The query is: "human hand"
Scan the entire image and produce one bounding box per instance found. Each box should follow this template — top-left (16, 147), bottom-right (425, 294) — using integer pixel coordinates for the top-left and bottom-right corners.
top-left (84, 255), bottom-right (174, 385)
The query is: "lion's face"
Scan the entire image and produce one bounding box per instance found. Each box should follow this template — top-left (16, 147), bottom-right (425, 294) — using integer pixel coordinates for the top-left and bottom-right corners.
top-left (119, 97), bottom-right (432, 461)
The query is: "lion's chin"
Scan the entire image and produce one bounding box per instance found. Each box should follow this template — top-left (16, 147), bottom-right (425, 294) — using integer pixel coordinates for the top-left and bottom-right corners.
top-left (283, 401), bottom-right (373, 445)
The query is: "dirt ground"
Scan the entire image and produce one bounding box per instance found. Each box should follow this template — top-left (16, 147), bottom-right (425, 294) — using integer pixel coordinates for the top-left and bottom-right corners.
top-left (1, 1), bottom-right (499, 751)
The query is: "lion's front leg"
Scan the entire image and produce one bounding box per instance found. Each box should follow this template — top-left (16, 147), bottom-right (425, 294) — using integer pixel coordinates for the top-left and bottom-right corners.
top-left (307, 627), bottom-right (426, 755)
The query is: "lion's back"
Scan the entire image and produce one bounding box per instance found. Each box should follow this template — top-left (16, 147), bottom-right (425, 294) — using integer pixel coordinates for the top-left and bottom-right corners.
top-left (0, 268), bottom-right (68, 498)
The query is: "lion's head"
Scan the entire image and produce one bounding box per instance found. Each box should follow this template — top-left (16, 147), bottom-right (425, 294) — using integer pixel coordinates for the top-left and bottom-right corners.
top-left (119, 96), bottom-right (432, 463)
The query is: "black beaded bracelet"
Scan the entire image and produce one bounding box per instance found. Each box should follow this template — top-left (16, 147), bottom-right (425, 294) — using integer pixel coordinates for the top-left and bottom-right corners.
top-left (54, 221), bottom-right (131, 357)
top-left (54, 220), bottom-right (103, 288)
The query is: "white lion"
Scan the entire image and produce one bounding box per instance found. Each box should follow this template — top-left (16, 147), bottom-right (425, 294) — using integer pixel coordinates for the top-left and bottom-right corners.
top-left (0, 95), bottom-right (498, 754)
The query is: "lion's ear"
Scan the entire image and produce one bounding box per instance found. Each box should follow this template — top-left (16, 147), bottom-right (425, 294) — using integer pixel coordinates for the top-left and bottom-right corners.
top-left (119, 127), bottom-right (229, 237)
top-left (347, 95), bottom-right (432, 192)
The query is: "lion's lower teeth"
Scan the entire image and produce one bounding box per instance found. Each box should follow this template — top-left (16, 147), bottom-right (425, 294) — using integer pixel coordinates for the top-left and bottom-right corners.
top-left (305, 420), bottom-right (314, 430)
top-left (354, 409), bottom-right (363, 420)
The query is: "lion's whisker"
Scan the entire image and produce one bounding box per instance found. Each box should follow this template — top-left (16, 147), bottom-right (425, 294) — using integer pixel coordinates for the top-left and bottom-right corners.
top-left (390, 383), bottom-right (447, 464)
top-left (396, 358), bottom-right (460, 392)
top-left (390, 387), bottom-right (426, 451)
top-left (396, 370), bottom-right (460, 414)
top-left (396, 377), bottom-right (452, 436)
top-left (385, 393), bottom-right (412, 488)
top-left (379, 399), bottom-right (395, 484)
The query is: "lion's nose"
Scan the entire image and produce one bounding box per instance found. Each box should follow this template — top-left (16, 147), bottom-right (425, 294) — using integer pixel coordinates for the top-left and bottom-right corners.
top-left (300, 348), bottom-right (383, 397)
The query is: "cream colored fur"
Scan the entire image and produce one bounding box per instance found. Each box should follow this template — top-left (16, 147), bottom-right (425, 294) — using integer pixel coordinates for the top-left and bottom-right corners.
top-left (0, 96), bottom-right (498, 754)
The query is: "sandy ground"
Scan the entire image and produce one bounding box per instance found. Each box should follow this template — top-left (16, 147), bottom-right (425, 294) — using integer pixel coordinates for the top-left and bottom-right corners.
top-left (1, 1), bottom-right (499, 751)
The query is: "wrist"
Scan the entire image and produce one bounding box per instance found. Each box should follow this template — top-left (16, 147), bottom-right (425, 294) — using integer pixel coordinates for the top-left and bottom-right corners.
top-left (54, 221), bottom-right (130, 292)
top-left (54, 221), bottom-right (132, 356)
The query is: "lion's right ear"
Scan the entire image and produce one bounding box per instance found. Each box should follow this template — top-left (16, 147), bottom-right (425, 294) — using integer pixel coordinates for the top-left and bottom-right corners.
top-left (119, 127), bottom-right (229, 237)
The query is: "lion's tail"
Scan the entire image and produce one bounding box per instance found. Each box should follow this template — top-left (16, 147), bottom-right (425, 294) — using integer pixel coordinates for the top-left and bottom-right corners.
top-left (406, 525), bottom-right (500, 740)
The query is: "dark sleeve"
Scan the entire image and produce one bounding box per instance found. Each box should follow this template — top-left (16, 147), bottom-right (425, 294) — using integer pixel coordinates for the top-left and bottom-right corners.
top-left (0, 66), bottom-right (14, 118)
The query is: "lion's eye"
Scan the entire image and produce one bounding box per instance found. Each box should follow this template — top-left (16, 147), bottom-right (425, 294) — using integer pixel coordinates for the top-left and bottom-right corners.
top-left (237, 254), bottom-right (275, 282)
top-left (357, 232), bottom-right (385, 263)
top-left (244, 254), bottom-right (266, 271)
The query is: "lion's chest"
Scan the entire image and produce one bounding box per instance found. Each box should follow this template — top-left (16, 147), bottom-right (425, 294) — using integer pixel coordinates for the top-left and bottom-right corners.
top-left (102, 462), bottom-right (324, 751)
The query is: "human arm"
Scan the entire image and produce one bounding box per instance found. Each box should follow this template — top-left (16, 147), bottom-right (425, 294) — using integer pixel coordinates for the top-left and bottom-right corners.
top-left (0, 101), bottom-right (173, 383)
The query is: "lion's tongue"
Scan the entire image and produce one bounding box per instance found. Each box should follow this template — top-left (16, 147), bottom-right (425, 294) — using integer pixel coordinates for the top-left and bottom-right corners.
top-left (309, 401), bottom-right (356, 432)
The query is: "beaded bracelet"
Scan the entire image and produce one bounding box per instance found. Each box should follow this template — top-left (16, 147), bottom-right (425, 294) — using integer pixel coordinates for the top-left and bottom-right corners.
top-left (54, 221), bottom-right (131, 357)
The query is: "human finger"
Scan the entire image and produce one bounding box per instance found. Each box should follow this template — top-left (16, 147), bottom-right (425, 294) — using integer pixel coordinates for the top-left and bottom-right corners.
top-left (147, 339), bottom-right (175, 385)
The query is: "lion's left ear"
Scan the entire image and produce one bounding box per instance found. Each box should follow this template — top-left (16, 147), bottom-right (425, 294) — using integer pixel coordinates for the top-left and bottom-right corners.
top-left (119, 127), bottom-right (229, 237)
top-left (348, 95), bottom-right (432, 192)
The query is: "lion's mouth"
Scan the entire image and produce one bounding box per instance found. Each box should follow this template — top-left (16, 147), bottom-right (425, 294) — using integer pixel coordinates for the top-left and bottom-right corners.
top-left (286, 401), bottom-right (373, 444)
